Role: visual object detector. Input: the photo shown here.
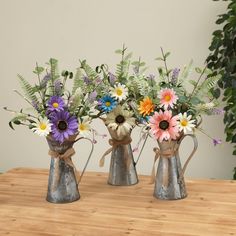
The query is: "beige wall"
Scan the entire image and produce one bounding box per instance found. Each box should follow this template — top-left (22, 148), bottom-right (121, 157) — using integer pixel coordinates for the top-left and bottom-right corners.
top-left (1, 0), bottom-right (235, 179)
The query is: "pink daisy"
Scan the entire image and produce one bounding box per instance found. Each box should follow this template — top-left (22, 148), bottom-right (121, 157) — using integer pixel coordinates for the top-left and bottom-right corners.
top-left (159, 88), bottom-right (178, 110)
top-left (149, 110), bottom-right (179, 142)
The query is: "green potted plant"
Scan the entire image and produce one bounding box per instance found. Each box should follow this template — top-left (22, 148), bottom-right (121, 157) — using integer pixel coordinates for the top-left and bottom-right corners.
top-left (207, 0), bottom-right (236, 179)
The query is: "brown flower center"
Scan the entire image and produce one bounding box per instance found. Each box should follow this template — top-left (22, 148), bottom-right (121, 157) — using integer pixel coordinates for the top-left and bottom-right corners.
top-left (159, 120), bottom-right (169, 130)
top-left (115, 115), bottom-right (125, 124)
top-left (57, 120), bottom-right (68, 131)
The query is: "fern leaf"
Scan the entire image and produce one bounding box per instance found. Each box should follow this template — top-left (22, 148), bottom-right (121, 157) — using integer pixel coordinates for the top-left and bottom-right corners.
top-left (115, 49), bottom-right (132, 79)
top-left (127, 76), bottom-right (150, 97)
top-left (137, 79), bottom-right (150, 96)
top-left (81, 60), bottom-right (99, 80)
top-left (193, 74), bottom-right (221, 97)
top-left (46, 58), bottom-right (59, 96)
top-left (116, 60), bottom-right (130, 79)
top-left (115, 64), bottom-right (123, 78)
top-left (69, 91), bottom-right (83, 113)
top-left (50, 58), bottom-right (59, 82)
top-left (17, 74), bottom-right (38, 103)
top-left (72, 68), bottom-right (83, 94)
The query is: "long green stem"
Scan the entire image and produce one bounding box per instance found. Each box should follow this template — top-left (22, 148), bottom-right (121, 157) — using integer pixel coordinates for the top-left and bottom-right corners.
top-left (121, 44), bottom-right (127, 76)
top-left (4, 107), bottom-right (38, 119)
top-left (188, 66), bottom-right (207, 102)
top-left (160, 47), bottom-right (170, 84)
top-left (13, 89), bottom-right (34, 107)
top-left (197, 127), bottom-right (213, 140)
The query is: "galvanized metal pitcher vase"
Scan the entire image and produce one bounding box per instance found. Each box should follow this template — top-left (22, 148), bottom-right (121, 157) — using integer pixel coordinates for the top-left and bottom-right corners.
top-left (153, 134), bottom-right (198, 200)
top-left (46, 134), bottom-right (93, 203)
top-left (99, 128), bottom-right (139, 186)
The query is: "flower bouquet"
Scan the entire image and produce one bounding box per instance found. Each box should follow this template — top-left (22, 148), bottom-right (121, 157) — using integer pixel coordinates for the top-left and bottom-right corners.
top-left (136, 49), bottom-right (222, 200)
top-left (91, 46), bottom-right (152, 185)
top-left (5, 58), bottom-right (97, 203)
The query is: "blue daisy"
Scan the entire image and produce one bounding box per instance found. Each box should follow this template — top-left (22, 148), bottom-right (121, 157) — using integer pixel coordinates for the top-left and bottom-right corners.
top-left (98, 95), bottom-right (117, 113)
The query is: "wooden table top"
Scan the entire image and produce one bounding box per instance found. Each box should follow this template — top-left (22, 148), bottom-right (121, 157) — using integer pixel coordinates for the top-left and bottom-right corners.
top-left (0, 168), bottom-right (236, 236)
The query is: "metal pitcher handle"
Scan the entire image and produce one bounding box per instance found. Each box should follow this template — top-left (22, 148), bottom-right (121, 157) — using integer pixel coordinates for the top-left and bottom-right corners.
top-left (178, 134), bottom-right (198, 175)
top-left (73, 137), bottom-right (94, 183)
top-left (134, 132), bottom-right (149, 166)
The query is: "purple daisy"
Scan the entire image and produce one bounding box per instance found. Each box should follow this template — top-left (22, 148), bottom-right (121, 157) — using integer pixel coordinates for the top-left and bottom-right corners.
top-left (47, 96), bottom-right (65, 112)
top-left (50, 110), bottom-right (78, 143)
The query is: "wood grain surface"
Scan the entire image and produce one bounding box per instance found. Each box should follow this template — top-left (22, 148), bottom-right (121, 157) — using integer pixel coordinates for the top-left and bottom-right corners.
top-left (0, 168), bottom-right (236, 236)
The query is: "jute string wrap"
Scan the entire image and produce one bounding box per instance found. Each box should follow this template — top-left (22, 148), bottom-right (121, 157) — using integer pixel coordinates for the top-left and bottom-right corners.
top-left (99, 136), bottom-right (132, 167)
top-left (150, 146), bottom-right (178, 184)
top-left (48, 147), bottom-right (80, 191)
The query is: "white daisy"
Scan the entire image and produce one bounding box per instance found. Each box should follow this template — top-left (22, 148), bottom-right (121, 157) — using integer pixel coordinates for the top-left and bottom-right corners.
top-left (177, 112), bottom-right (195, 134)
top-left (78, 117), bottom-right (91, 137)
top-left (32, 117), bottom-right (52, 137)
top-left (110, 83), bottom-right (128, 101)
top-left (105, 105), bottom-right (136, 137)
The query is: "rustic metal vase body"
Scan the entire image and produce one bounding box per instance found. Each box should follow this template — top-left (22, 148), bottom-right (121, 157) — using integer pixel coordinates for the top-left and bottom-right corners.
top-left (46, 136), bottom-right (79, 203)
top-left (154, 134), bottom-right (198, 200)
top-left (107, 129), bottom-right (138, 186)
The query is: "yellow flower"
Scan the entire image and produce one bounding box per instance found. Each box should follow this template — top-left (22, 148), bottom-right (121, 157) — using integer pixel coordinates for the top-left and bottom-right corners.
top-left (138, 97), bottom-right (155, 116)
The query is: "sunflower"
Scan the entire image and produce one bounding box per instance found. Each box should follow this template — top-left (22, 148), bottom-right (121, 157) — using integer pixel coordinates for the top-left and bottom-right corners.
top-left (105, 105), bottom-right (136, 136)
top-left (138, 97), bottom-right (155, 116)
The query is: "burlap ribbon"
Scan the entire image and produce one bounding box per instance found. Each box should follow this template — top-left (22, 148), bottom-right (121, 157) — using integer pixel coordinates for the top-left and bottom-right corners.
top-left (99, 136), bottom-right (132, 167)
top-left (48, 147), bottom-right (80, 191)
top-left (150, 146), bottom-right (177, 184)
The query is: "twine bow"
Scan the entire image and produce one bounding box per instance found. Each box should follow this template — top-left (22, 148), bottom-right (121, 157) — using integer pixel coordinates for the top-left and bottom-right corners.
top-left (99, 136), bottom-right (132, 167)
top-left (150, 146), bottom-right (177, 184)
top-left (48, 147), bottom-right (80, 191)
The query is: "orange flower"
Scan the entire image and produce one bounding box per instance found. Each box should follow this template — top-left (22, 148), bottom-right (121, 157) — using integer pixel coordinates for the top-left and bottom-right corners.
top-left (138, 97), bottom-right (155, 116)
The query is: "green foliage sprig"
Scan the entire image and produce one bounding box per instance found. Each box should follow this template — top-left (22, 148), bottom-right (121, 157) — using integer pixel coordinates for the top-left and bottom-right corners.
top-left (206, 0), bottom-right (236, 179)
